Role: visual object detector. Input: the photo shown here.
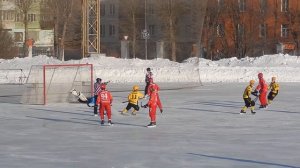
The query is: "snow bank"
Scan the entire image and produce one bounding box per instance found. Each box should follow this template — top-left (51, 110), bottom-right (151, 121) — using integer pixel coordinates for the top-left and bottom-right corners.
top-left (0, 54), bottom-right (300, 83)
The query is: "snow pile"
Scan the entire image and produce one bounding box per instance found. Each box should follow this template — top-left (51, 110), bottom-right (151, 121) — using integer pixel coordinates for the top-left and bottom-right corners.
top-left (0, 54), bottom-right (300, 84)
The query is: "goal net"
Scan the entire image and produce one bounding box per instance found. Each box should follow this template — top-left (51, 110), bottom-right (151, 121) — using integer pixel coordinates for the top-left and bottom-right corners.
top-left (22, 64), bottom-right (93, 105)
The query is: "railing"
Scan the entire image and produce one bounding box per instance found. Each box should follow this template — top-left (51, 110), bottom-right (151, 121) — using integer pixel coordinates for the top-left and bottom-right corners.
top-left (0, 69), bottom-right (28, 84)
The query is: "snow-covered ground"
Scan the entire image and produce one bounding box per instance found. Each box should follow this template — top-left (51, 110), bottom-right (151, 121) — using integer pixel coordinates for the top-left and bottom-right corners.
top-left (0, 54), bottom-right (300, 84)
top-left (0, 83), bottom-right (299, 168)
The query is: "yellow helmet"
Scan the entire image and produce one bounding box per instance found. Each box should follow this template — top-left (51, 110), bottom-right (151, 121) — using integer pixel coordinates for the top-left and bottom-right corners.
top-left (250, 80), bottom-right (255, 85)
top-left (133, 85), bottom-right (139, 91)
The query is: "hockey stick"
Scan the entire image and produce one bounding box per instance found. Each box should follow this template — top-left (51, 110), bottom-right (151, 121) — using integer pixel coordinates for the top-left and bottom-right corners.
top-left (253, 96), bottom-right (258, 102)
top-left (122, 100), bottom-right (128, 103)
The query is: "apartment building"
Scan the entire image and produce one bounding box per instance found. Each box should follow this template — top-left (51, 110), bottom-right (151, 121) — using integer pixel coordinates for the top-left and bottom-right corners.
top-left (0, 0), bottom-right (54, 57)
top-left (202, 0), bottom-right (300, 59)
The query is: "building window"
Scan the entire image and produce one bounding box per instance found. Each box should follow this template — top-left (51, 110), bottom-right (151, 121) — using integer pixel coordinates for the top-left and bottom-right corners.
top-left (14, 32), bottom-right (23, 42)
top-left (218, 0), bottom-right (224, 8)
top-left (100, 24), bottom-right (105, 37)
top-left (100, 4), bottom-right (105, 16)
top-left (149, 25), bottom-right (155, 36)
top-left (217, 23), bottom-right (224, 37)
top-left (27, 14), bottom-right (36, 22)
top-left (109, 24), bottom-right (115, 36)
top-left (239, 0), bottom-right (246, 12)
top-left (1, 10), bottom-right (15, 21)
top-left (259, 0), bottom-right (267, 12)
top-left (259, 24), bottom-right (267, 38)
top-left (109, 4), bottom-right (115, 15)
top-left (281, 24), bottom-right (289, 37)
top-left (15, 13), bottom-right (22, 22)
top-left (281, 0), bottom-right (289, 12)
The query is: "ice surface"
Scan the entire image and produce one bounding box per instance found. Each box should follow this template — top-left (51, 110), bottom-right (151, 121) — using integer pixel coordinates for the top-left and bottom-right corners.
top-left (0, 83), bottom-right (299, 168)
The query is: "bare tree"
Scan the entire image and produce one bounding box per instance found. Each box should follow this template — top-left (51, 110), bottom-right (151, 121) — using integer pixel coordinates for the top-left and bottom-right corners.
top-left (189, 0), bottom-right (208, 58)
top-left (15, 0), bottom-right (33, 57)
top-left (42, 0), bottom-right (74, 61)
top-left (119, 0), bottom-right (143, 59)
top-left (0, 1), bottom-right (16, 59)
top-left (156, 0), bottom-right (188, 62)
top-left (226, 0), bottom-right (248, 58)
top-left (202, 1), bottom-right (223, 60)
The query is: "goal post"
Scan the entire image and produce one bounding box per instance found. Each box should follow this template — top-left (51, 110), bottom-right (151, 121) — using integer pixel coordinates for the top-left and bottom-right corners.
top-left (22, 64), bottom-right (93, 105)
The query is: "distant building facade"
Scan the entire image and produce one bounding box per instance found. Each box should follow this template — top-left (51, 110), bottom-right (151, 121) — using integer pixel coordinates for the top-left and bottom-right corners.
top-left (100, 0), bottom-right (300, 61)
top-left (0, 0), bottom-right (54, 57)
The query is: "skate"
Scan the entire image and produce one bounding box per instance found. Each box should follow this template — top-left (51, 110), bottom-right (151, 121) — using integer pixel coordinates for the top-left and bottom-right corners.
top-left (108, 120), bottom-right (114, 126)
top-left (121, 109), bottom-right (129, 115)
top-left (131, 110), bottom-right (137, 115)
top-left (146, 122), bottom-right (156, 128)
top-left (251, 110), bottom-right (256, 114)
top-left (240, 110), bottom-right (246, 114)
top-left (100, 120), bottom-right (104, 126)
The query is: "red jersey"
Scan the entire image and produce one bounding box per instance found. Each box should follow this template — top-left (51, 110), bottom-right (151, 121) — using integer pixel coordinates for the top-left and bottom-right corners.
top-left (256, 78), bottom-right (268, 93)
top-left (96, 90), bottom-right (113, 104)
top-left (147, 83), bottom-right (160, 95)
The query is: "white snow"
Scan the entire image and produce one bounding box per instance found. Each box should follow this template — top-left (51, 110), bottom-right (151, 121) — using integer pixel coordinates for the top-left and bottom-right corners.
top-left (0, 53), bottom-right (300, 84)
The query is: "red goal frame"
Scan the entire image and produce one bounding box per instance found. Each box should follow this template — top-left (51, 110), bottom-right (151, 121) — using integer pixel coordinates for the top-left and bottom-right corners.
top-left (42, 64), bottom-right (93, 105)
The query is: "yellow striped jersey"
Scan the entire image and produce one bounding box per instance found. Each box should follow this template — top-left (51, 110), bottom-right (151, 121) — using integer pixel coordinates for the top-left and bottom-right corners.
top-left (243, 85), bottom-right (253, 98)
top-left (269, 82), bottom-right (279, 93)
top-left (128, 91), bottom-right (144, 105)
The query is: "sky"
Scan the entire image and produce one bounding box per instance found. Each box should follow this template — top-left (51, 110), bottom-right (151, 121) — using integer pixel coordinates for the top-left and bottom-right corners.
top-left (0, 54), bottom-right (300, 84)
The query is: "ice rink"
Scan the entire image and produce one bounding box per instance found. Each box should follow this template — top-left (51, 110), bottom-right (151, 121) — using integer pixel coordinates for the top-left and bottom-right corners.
top-left (0, 83), bottom-right (299, 168)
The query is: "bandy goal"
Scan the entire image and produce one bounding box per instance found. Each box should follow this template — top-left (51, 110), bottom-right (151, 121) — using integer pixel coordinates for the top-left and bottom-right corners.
top-left (22, 64), bottom-right (93, 105)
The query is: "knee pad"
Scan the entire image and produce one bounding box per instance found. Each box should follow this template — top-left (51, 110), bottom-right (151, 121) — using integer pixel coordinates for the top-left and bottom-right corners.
top-left (251, 101), bottom-right (255, 106)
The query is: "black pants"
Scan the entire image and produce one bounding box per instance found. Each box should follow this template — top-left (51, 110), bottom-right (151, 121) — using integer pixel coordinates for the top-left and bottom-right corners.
top-left (144, 82), bottom-right (150, 95)
top-left (94, 95), bottom-right (98, 114)
top-left (125, 103), bottom-right (140, 111)
top-left (268, 92), bottom-right (278, 101)
top-left (244, 98), bottom-right (255, 107)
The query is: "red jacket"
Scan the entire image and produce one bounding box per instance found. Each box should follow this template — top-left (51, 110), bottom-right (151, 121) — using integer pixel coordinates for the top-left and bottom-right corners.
top-left (147, 83), bottom-right (160, 95)
top-left (256, 78), bottom-right (268, 93)
top-left (96, 90), bottom-right (113, 104)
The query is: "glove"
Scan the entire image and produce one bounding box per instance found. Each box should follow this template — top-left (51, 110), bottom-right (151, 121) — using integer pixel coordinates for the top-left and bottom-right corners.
top-left (251, 90), bottom-right (258, 96)
top-left (160, 109), bottom-right (163, 113)
top-left (142, 104), bottom-right (148, 108)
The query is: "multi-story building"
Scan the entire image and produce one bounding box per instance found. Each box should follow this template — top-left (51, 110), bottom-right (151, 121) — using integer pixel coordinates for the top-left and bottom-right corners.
top-left (202, 0), bottom-right (300, 60)
top-left (100, 0), bottom-right (198, 61)
top-left (100, 0), bottom-right (300, 61)
top-left (0, 0), bottom-right (54, 57)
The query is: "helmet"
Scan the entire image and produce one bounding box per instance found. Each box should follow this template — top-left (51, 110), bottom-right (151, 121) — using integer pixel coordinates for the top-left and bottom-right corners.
top-left (146, 67), bottom-right (151, 71)
top-left (250, 80), bottom-right (255, 85)
top-left (258, 73), bottom-right (263, 79)
top-left (133, 85), bottom-right (139, 91)
top-left (100, 84), bottom-right (106, 90)
top-left (96, 78), bottom-right (102, 83)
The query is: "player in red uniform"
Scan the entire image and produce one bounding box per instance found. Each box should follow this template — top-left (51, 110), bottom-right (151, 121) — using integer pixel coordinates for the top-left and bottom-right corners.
top-left (254, 73), bottom-right (268, 108)
top-left (96, 84), bottom-right (113, 126)
top-left (143, 79), bottom-right (163, 128)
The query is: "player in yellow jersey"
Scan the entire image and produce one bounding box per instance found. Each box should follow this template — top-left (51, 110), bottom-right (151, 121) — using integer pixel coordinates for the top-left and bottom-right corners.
top-left (240, 80), bottom-right (256, 114)
top-left (268, 77), bottom-right (280, 104)
top-left (121, 85), bottom-right (144, 115)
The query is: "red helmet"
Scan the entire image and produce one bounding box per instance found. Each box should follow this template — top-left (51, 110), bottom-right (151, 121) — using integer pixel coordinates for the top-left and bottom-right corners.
top-left (258, 73), bottom-right (263, 79)
top-left (100, 84), bottom-right (106, 90)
